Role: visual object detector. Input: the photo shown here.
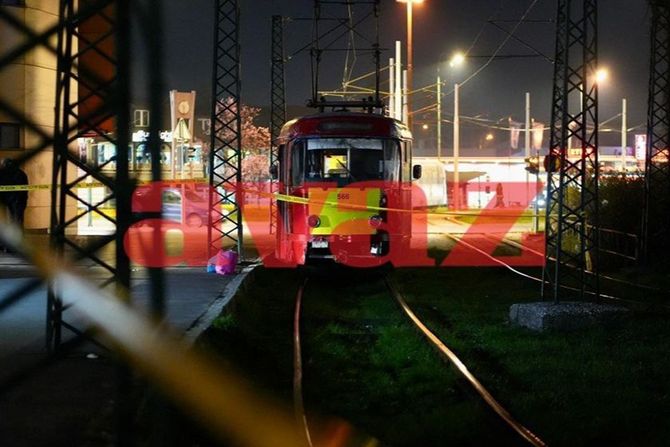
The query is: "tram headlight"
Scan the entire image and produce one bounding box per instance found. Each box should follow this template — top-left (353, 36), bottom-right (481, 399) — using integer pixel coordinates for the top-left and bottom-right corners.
top-left (369, 215), bottom-right (383, 228)
top-left (308, 215), bottom-right (321, 228)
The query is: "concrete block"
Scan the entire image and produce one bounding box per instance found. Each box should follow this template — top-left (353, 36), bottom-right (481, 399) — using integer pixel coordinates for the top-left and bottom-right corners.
top-left (509, 301), bottom-right (629, 332)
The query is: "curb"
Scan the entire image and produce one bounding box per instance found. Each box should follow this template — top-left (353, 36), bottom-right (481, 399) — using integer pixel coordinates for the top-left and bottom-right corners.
top-left (183, 264), bottom-right (258, 344)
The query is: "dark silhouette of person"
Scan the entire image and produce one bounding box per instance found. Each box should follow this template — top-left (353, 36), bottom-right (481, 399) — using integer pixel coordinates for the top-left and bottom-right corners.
top-left (495, 182), bottom-right (505, 208)
top-left (1, 158), bottom-right (29, 228)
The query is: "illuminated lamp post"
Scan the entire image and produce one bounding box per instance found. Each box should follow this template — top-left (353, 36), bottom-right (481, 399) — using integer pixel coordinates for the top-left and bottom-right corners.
top-left (396, 0), bottom-right (424, 131)
top-left (449, 52), bottom-right (465, 209)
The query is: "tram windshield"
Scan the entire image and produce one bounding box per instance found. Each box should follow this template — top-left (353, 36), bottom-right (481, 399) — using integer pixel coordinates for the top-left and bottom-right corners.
top-left (300, 138), bottom-right (400, 184)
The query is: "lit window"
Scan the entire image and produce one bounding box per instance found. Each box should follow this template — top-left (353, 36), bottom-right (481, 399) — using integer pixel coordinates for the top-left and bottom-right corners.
top-left (134, 109), bottom-right (150, 128)
top-left (94, 142), bottom-right (116, 167)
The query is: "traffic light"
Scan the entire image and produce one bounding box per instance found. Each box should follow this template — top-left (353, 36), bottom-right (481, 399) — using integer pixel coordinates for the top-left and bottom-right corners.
top-left (543, 153), bottom-right (560, 173)
top-left (524, 156), bottom-right (540, 174)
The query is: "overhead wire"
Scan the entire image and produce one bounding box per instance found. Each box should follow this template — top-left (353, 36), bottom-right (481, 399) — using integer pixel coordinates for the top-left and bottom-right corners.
top-left (459, 0), bottom-right (542, 89)
top-left (341, 2), bottom-right (357, 91)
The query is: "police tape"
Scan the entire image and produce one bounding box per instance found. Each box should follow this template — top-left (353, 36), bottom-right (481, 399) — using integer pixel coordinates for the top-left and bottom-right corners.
top-left (0, 182), bottom-right (542, 218)
top-left (0, 184), bottom-right (51, 191)
top-left (0, 182), bottom-right (394, 213)
top-left (257, 190), bottom-right (541, 218)
top-left (0, 178), bottom-right (210, 192)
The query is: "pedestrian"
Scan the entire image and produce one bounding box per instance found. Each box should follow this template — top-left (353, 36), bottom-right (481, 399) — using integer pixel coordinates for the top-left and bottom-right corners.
top-left (2, 158), bottom-right (29, 228)
top-left (495, 182), bottom-right (505, 208)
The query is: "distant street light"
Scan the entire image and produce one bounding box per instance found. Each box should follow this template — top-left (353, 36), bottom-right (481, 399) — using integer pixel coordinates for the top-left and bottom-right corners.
top-left (592, 67), bottom-right (627, 173)
top-left (595, 68), bottom-right (609, 84)
top-left (397, 0), bottom-right (424, 130)
top-left (437, 51), bottom-right (465, 160)
top-left (449, 52), bottom-right (465, 68)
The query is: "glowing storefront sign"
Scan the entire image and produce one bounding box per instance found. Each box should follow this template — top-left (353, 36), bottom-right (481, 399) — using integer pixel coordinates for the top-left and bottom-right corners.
top-left (635, 134), bottom-right (646, 161)
top-left (132, 130), bottom-right (173, 143)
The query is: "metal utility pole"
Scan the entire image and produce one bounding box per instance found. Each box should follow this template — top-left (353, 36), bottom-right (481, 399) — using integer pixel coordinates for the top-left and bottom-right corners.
top-left (269, 18), bottom-right (285, 183)
top-left (402, 69), bottom-right (408, 123)
top-left (405, 0), bottom-right (414, 129)
top-left (525, 92), bottom-right (538, 231)
top-left (395, 41), bottom-right (402, 119)
top-left (50, 0), bottom-right (132, 350)
top-left (437, 75), bottom-right (442, 159)
top-left (642, 0), bottom-right (670, 263)
top-left (209, 0), bottom-right (243, 257)
top-left (525, 92), bottom-right (531, 202)
top-left (389, 58), bottom-right (395, 118)
top-left (542, 0), bottom-right (600, 303)
top-left (453, 82), bottom-right (460, 210)
top-left (525, 92), bottom-right (532, 158)
top-left (621, 98), bottom-right (627, 172)
top-left (270, 15), bottom-right (286, 235)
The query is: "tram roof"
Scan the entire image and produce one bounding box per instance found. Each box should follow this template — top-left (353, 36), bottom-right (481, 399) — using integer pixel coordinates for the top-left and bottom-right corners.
top-left (278, 112), bottom-right (412, 142)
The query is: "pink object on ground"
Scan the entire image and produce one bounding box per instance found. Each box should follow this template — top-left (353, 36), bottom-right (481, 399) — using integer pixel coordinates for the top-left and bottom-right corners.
top-left (214, 249), bottom-right (238, 275)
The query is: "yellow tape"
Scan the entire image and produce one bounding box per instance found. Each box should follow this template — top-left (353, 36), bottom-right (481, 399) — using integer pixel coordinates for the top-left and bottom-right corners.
top-left (0, 178), bottom-right (213, 192)
top-left (0, 182), bottom-right (542, 218)
top-left (0, 184), bottom-right (50, 191)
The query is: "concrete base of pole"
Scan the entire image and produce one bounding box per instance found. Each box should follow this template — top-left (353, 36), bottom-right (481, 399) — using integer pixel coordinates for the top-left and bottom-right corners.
top-left (509, 301), bottom-right (629, 332)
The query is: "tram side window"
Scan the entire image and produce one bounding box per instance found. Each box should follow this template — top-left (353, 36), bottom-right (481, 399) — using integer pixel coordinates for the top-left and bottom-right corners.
top-left (401, 141), bottom-right (412, 181)
top-left (291, 141), bottom-right (305, 186)
top-left (382, 140), bottom-right (400, 182)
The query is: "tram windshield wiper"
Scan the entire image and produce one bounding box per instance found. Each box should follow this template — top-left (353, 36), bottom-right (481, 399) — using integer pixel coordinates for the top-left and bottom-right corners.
top-left (336, 158), bottom-right (358, 182)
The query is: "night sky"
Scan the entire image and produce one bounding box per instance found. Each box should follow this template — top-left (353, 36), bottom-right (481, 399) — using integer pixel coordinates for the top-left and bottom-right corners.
top-left (147, 0), bottom-right (652, 146)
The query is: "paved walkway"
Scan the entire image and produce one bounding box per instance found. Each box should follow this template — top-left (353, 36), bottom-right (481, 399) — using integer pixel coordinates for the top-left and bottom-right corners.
top-left (0, 254), bottom-right (247, 446)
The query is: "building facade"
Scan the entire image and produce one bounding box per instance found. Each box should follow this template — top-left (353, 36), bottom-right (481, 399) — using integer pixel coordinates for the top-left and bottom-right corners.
top-left (0, 0), bottom-right (66, 229)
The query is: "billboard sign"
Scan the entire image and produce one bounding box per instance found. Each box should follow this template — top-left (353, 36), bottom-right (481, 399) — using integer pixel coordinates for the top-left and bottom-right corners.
top-left (635, 134), bottom-right (646, 161)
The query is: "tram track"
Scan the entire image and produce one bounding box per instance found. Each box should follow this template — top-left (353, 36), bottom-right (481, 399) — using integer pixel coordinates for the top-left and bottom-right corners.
top-left (292, 273), bottom-right (547, 447)
top-left (291, 228), bottom-right (664, 445)
top-left (293, 278), bottom-right (314, 447)
top-left (385, 279), bottom-right (547, 447)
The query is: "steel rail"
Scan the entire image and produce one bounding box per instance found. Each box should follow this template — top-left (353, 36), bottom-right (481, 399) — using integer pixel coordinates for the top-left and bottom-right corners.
top-left (385, 278), bottom-right (547, 447)
top-left (293, 279), bottom-right (315, 447)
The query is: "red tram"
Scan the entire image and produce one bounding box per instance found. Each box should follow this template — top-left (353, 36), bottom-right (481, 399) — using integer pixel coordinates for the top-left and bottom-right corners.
top-left (272, 112), bottom-right (422, 267)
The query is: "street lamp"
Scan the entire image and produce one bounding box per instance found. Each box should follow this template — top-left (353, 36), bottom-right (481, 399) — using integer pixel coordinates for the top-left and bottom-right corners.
top-left (437, 51), bottom-right (465, 160)
top-left (595, 68), bottom-right (609, 84)
top-left (592, 68), bottom-right (626, 173)
top-left (593, 67), bottom-right (624, 172)
top-left (397, 0), bottom-right (424, 130)
top-left (449, 52), bottom-right (465, 68)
